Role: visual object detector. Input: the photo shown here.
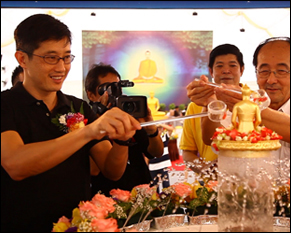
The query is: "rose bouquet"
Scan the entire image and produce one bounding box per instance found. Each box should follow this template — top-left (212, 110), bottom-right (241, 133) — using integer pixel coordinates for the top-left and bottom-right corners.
top-left (52, 193), bottom-right (119, 232)
top-left (52, 184), bottom-right (160, 232)
top-left (108, 184), bottom-right (158, 228)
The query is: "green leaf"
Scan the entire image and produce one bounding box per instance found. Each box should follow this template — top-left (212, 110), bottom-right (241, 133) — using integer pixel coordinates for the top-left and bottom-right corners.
top-left (189, 198), bottom-right (204, 210)
top-left (70, 102), bottom-right (76, 113)
top-left (51, 117), bottom-right (59, 125)
top-left (79, 102), bottom-right (84, 115)
top-left (196, 187), bottom-right (209, 204)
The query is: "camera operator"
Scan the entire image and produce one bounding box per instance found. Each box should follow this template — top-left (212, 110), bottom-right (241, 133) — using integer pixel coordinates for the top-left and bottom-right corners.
top-left (85, 63), bottom-right (164, 197)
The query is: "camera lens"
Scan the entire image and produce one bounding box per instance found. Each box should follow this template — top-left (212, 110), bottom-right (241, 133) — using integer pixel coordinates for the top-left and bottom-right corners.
top-left (122, 101), bottom-right (136, 113)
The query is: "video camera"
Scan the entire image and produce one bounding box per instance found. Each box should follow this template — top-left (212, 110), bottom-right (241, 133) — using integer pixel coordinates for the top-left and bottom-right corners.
top-left (92, 80), bottom-right (148, 118)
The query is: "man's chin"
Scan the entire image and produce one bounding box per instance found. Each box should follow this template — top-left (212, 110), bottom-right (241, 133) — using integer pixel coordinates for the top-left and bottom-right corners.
top-left (220, 79), bottom-right (234, 84)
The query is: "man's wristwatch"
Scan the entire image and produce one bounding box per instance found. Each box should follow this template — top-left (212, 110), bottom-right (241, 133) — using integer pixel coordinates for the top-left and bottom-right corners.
top-left (113, 138), bottom-right (134, 146)
top-left (147, 128), bottom-right (159, 138)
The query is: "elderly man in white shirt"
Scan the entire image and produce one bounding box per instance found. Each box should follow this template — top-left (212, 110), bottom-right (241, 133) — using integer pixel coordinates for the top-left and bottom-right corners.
top-left (187, 37), bottom-right (290, 182)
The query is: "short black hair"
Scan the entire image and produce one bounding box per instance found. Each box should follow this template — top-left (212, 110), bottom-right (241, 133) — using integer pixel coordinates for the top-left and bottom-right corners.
top-left (208, 44), bottom-right (244, 69)
top-left (11, 65), bottom-right (23, 86)
top-left (252, 37), bottom-right (290, 67)
top-left (85, 62), bottom-right (121, 95)
top-left (14, 14), bottom-right (71, 55)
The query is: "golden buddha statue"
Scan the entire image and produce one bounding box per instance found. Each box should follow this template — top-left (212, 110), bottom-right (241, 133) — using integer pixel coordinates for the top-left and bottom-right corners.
top-left (231, 84), bottom-right (261, 133)
top-left (147, 91), bottom-right (167, 121)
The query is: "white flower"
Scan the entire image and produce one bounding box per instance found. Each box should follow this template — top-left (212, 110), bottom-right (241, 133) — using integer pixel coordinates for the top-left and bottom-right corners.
top-left (59, 115), bottom-right (67, 125)
top-left (224, 136), bottom-right (231, 140)
top-left (243, 136), bottom-right (248, 141)
top-left (235, 136), bottom-right (242, 141)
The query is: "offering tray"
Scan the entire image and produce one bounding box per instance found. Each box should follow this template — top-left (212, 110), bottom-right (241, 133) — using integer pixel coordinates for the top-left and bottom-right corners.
top-left (148, 216), bottom-right (290, 232)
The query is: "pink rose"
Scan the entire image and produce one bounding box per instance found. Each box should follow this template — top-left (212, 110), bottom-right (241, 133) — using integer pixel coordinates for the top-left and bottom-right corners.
top-left (91, 218), bottom-right (119, 232)
top-left (133, 184), bottom-right (155, 196)
top-left (205, 180), bottom-right (218, 192)
top-left (79, 201), bottom-right (107, 219)
top-left (109, 188), bottom-right (131, 202)
top-left (91, 193), bottom-right (116, 214)
top-left (172, 183), bottom-right (192, 197)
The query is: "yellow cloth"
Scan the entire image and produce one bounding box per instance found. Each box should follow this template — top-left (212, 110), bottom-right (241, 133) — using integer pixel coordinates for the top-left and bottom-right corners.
top-left (179, 102), bottom-right (217, 162)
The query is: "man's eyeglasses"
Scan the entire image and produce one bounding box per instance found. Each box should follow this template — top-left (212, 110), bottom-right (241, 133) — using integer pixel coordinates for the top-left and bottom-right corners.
top-left (256, 69), bottom-right (290, 79)
top-left (19, 49), bottom-right (75, 65)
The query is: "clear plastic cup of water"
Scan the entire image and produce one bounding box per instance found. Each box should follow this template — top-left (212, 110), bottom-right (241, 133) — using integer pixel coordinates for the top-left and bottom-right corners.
top-left (207, 100), bottom-right (227, 122)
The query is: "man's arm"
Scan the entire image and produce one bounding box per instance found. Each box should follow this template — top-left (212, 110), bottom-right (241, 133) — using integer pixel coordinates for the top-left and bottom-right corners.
top-left (261, 108), bottom-right (290, 143)
top-left (1, 108), bottom-right (141, 181)
top-left (183, 150), bottom-right (217, 174)
top-left (139, 107), bottom-right (164, 158)
top-left (183, 150), bottom-right (201, 173)
top-left (89, 140), bottom-right (130, 181)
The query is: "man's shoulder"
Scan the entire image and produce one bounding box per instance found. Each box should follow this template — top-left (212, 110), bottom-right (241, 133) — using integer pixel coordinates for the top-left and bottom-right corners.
top-left (59, 92), bottom-right (89, 108)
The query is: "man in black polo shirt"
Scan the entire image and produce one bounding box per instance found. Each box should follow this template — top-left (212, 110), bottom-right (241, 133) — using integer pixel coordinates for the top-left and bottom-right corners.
top-left (1, 14), bottom-right (141, 232)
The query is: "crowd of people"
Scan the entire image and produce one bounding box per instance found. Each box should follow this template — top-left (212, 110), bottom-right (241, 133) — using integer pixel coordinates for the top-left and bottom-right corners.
top-left (1, 13), bottom-right (289, 232)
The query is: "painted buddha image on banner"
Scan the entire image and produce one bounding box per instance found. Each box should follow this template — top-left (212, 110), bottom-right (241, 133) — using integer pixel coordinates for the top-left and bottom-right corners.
top-left (133, 50), bottom-right (164, 83)
top-left (82, 31), bottom-right (213, 107)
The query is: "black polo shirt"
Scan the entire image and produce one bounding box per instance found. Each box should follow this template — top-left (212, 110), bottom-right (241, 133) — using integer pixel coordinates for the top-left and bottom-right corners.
top-left (91, 128), bottom-right (154, 197)
top-left (1, 82), bottom-right (100, 232)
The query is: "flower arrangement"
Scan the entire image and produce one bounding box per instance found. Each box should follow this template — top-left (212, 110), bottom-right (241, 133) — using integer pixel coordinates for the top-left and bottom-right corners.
top-left (51, 102), bottom-right (88, 133)
top-left (52, 184), bottom-right (158, 232)
top-left (52, 193), bottom-right (119, 232)
top-left (52, 181), bottom-right (219, 232)
top-left (184, 180), bottom-right (218, 216)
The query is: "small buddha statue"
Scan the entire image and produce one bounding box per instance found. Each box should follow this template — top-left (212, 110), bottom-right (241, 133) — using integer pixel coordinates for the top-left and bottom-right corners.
top-left (231, 84), bottom-right (261, 133)
top-left (147, 91), bottom-right (166, 120)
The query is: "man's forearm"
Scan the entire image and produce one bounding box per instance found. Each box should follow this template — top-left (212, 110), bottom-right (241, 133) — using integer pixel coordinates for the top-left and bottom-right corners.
top-left (261, 108), bottom-right (290, 143)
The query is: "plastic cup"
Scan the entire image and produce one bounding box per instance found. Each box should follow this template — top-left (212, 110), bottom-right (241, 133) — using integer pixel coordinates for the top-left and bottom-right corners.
top-left (207, 100), bottom-right (227, 122)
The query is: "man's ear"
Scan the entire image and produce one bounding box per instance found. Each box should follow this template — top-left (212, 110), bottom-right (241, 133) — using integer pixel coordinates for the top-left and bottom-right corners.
top-left (87, 91), bottom-right (98, 102)
top-left (208, 67), bottom-right (214, 78)
top-left (15, 51), bottom-right (27, 68)
top-left (240, 66), bottom-right (245, 75)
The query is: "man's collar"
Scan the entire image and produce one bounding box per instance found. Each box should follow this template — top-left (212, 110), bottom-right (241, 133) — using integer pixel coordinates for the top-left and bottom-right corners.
top-left (278, 99), bottom-right (290, 114)
top-left (13, 82), bottom-right (71, 109)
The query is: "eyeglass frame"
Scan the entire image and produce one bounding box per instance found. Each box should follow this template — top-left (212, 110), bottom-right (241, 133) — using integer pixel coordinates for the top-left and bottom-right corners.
top-left (255, 69), bottom-right (290, 79)
top-left (18, 49), bottom-right (75, 65)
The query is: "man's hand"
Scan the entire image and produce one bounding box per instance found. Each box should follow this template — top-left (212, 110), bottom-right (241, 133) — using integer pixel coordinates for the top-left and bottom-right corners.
top-left (215, 83), bottom-right (242, 112)
top-left (138, 107), bottom-right (157, 135)
top-left (186, 75), bottom-right (217, 106)
top-left (88, 107), bottom-right (141, 141)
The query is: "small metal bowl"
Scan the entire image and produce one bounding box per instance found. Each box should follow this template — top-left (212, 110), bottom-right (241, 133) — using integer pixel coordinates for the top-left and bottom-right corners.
top-left (188, 215), bottom-right (218, 225)
top-left (122, 219), bottom-right (152, 232)
top-left (152, 214), bottom-right (187, 229)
